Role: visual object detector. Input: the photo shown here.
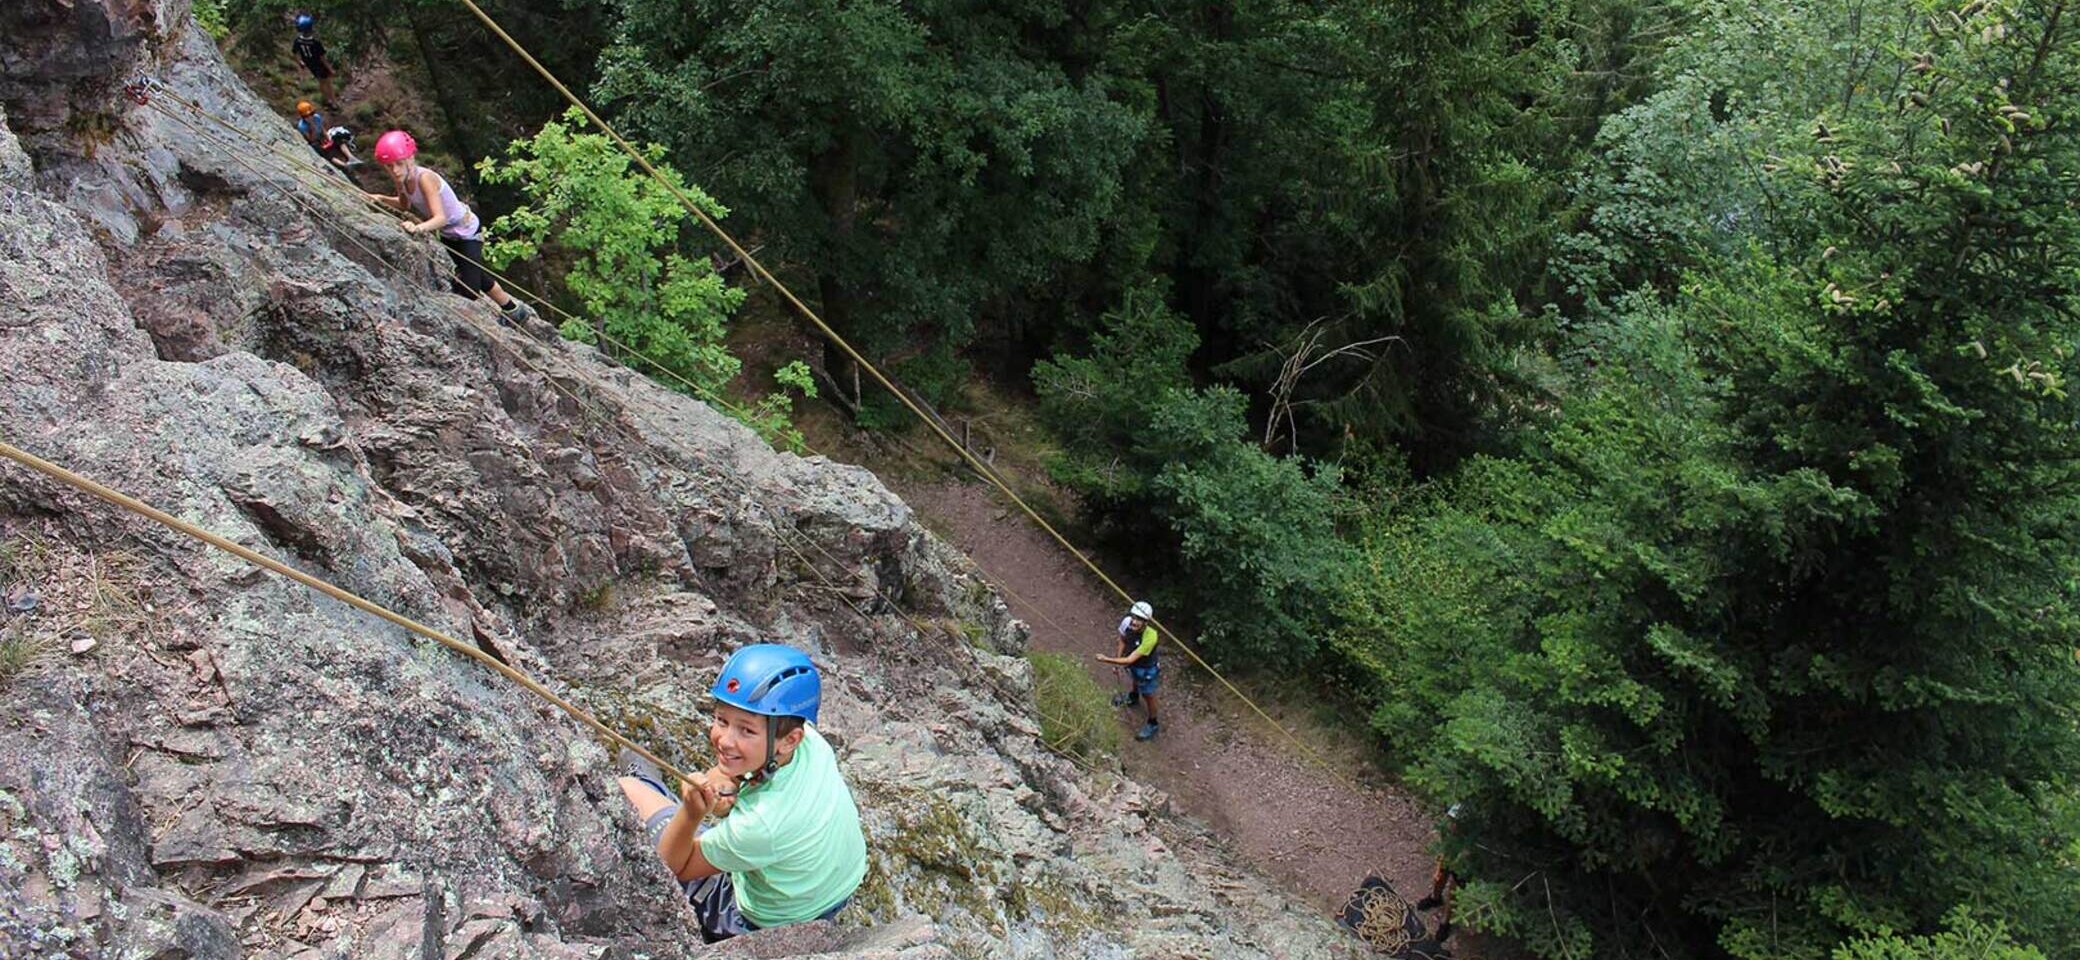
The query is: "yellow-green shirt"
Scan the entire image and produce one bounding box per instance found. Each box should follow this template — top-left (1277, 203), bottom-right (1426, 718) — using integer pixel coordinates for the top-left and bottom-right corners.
top-left (1118, 617), bottom-right (1158, 664)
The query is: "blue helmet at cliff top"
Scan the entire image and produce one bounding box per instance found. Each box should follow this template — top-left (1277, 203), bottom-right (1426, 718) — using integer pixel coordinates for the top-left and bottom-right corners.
top-left (295, 13), bottom-right (315, 32)
top-left (711, 643), bottom-right (821, 726)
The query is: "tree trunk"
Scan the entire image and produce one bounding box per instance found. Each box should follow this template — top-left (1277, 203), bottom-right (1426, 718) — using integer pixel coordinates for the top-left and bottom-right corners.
top-left (809, 126), bottom-right (863, 409)
top-left (407, 10), bottom-right (474, 192)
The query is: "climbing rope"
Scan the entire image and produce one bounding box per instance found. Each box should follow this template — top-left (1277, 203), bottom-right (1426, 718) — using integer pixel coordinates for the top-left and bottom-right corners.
top-left (0, 439), bottom-right (695, 785)
top-left (136, 76), bottom-right (1167, 691)
top-left (128, 85), bottom-right (1127, 781)
top-left (132, 77), bottom-right (1258, 790)
top-left (450, 0), bottom-right (1362, 788)
top-left (1341, 882), bottom-right (1417, 954)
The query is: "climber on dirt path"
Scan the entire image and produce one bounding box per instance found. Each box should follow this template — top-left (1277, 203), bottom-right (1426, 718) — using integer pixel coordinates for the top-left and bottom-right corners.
top-left (616, 644), bottom-right (867, 943)
top-left (362, 129), bottom-right (538, 327)
top-left (289, 14), bottom-right (336, 107)
top-left (1096, 600), bottom-right (1161, 741)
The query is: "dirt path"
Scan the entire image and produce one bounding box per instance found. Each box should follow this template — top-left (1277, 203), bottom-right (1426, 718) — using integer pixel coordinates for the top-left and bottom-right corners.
top-left (891, 477), bottom-right (1450, 930)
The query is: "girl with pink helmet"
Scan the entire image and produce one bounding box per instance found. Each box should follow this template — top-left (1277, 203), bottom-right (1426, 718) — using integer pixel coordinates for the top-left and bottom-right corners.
top-left (364, 130), bottom-right (537, 326)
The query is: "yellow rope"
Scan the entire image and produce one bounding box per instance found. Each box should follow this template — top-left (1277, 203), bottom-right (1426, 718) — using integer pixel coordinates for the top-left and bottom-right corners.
top-left (450, 0), bottom-right (1359, 788)
top-left (135, 88), bottom-right (1130, 773)
top-left (0, 439), bottom-right (694, 784)
top-left (1340, 882), bottom-right (1417, 953)
top-left (138, 84), bottom-right (1150, 786)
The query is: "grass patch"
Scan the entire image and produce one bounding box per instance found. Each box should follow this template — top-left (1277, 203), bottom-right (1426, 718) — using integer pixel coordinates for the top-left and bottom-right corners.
top-left (0, 532), bottom-right (161, 680)
top-left (0, 627), bottom-right (50, 682)
top-left (575, 581), bottom-right (614, 612)
top-left (77, 552), bottom-right (150, 644)
top-left (1027, 650), bottom-right (1120, 764)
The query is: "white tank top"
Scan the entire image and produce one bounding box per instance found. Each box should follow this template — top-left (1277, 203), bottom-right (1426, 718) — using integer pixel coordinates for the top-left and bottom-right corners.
top-left (401, 167), bottom-right (480, 240)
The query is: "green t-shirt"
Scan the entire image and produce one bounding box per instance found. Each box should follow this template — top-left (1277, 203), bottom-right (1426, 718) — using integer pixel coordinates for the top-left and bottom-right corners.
top-left (698, 725), bottom-right (867, 926)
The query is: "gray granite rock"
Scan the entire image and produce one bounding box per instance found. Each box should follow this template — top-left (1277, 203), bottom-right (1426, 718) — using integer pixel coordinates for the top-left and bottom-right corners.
top-left (0, 7), bottom-right (1367, 959)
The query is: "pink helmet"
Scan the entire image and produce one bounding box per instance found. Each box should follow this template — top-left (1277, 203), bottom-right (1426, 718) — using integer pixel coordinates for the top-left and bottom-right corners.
top-left (373, 130), bottom-right (417, 164)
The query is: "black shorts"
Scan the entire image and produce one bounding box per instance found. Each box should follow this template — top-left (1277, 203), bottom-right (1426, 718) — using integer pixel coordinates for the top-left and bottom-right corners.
top-left (439, 235), bottom-right (492, 297)
top-left (302, 58), bottom-right (333, 80)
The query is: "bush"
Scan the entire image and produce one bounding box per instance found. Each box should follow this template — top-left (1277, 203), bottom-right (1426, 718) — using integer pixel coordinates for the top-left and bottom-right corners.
top-left (478, 109), bottom-right (812, 450)
top-left (1033, 289), bottom-right (1352, 662)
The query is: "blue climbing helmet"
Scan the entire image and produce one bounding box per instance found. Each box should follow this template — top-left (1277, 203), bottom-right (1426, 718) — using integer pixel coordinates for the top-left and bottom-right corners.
top-left (711, 644), bottom-right (821, 778)
top-left (712, 643), bottom-right (821, 725)
top-left (294, 13), bottom-right (315, 33)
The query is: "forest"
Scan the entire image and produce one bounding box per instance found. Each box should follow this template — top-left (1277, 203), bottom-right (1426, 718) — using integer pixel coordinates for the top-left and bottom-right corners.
top-left (205, 0), bottom-right (2080, 957)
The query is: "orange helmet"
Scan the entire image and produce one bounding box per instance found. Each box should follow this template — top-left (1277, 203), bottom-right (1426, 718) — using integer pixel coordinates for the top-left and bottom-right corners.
top-left (296, 101), bottom-right (316, 118)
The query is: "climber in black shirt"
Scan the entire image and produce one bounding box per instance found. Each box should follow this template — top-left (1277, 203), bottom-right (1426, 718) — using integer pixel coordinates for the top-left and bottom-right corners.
top-left (290, 14), bottom-right (335, 106)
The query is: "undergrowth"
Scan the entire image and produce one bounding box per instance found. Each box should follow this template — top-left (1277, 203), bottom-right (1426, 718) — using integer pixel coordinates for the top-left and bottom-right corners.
top-left (1026, 650), bottom-right (1119, 763)
top-left (0, 628), bottom-right (48, 682)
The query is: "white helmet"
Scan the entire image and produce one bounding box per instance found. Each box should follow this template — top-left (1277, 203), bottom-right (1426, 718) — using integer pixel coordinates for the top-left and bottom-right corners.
top-left (1128, 601), bottom-right (1153, 620)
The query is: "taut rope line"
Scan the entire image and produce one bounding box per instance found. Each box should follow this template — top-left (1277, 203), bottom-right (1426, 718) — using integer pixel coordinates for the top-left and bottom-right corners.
top-left (451, 0), bottom-right (1358, 786)
top-left (0, 439), bottom-right (695, 785)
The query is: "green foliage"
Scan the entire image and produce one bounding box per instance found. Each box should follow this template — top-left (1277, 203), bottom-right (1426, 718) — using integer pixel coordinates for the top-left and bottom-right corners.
top-left (1255, 0), bottom-right (1580, 460)
top-left (478, 109), bottom-right (811, 450)
top-left (1027, 650), bottom-right (1122, 762)
top-left (741, 361), bottom-right (818, 455)
top-left (594, 0), bottom-right (1146, 403)
top-left (1032, 286), bottom-right (1198, 506)
top-left (479, 108), bottom-right (743, 393)
top-left (1154, 418), bottom-right (1348, 659)
top-left (1833, 911), bottom-right (2047, 960)
top-left (1036, 289), bottom-right (1351, 661)
top-left (1340, 3), bottom-right (2080, 957)
top-left (192, 0), bottom-right (231, 40)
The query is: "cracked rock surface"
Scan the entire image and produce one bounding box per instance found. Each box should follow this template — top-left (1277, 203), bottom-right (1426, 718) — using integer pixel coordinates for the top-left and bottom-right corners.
top-left (0, 3), bottom-right (1368, 958)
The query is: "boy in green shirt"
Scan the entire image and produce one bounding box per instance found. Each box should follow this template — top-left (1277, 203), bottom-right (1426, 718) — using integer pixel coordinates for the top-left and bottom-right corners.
top-left (617, 644), bottom-right (868, 942)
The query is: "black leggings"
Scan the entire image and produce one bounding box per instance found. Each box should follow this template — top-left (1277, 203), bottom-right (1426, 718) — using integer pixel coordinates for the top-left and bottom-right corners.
top-left (439, 235), bottom-right (493, 299)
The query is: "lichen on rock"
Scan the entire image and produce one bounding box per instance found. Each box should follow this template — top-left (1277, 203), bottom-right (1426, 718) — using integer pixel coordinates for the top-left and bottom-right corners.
top-left (0, 6), bottom-right (1367, 959)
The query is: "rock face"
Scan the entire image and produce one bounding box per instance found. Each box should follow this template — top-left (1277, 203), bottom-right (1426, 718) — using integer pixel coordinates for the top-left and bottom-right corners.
top-left (0, 5), bottom-right (1369, 959)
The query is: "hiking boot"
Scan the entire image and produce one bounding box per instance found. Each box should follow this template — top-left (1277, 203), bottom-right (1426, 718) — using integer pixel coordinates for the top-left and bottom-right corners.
top-left (1135, 722), bottom-right (1159, 741)
top-left (1111, 691), bottom-right (1139, 708)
